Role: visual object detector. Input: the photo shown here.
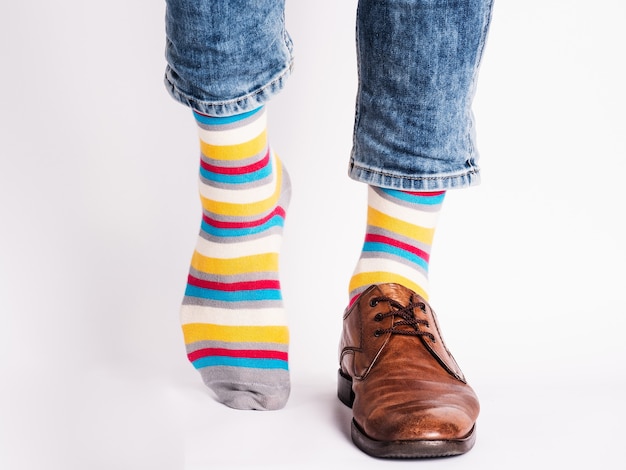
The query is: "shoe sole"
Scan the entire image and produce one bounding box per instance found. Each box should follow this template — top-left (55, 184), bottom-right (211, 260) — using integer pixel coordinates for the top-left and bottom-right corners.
top-left (338, 369), bottom-right (476, 459)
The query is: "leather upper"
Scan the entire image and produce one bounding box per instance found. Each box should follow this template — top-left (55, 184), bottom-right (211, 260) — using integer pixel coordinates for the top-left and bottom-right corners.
top-left (339, 283), bottom-right (479, 442)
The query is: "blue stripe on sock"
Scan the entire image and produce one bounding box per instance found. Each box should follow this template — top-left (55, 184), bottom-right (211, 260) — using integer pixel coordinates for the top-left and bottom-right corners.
top-left (362, 242), bottom-right (429, 271)
top-left (193, 106), bottom-right (263, 126)
top-left (192, 356), bottom-right (289, 370)
top-left (184, 285), bottom-right (283, 302)
top-left (380, 188), bottom-right (446, 206)
top-left (200, 161), bottom-right (272, 184)
top-left (201, 215), bottom-right (285, 238)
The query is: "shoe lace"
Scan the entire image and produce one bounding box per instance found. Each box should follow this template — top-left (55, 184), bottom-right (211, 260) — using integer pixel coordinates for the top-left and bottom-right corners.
top-left (370, 296), bottom-right (436, 342)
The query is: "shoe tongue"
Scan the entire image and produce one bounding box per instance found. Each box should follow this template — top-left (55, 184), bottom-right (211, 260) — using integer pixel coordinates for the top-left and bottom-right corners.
top-left (376, 283), bottom-right (414, 305)
top-left (375, 284), bottom-right (419, 330)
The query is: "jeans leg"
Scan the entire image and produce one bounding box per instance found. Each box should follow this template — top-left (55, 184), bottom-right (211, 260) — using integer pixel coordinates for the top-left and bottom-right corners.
top-left (350, 0), bottom-right (494, 190)
top-left (164, 0), bottom-right (293, 116)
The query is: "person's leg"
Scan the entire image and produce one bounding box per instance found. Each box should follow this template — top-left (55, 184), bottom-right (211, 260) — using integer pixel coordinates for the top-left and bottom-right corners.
top-left (348, 187), bottom-right (445, 306)
top-left (165, 0), bottom-right (293, 116)
top-left (349, 0), bottom-right (492, 190)
top-left (165, 0), bottom-right (294, 410)
top-left (340, 0), bottom-right (494, 458)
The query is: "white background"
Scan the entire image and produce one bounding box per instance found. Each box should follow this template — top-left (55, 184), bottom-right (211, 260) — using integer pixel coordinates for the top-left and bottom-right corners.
top-left (1, 1), bottom-right (625, 468)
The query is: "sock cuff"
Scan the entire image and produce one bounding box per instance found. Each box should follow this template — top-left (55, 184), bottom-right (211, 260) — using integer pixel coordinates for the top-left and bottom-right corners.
top-left (193, 106), bottom-right (264, 126)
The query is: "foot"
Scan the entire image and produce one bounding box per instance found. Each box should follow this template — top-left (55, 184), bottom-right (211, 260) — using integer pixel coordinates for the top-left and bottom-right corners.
top-left (180, 107), bottom-right (291, 410)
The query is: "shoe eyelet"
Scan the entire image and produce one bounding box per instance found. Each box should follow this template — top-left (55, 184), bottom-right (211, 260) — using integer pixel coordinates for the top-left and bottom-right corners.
top-left (369, 298), bottom-right (379, 308)
top-left (374, 329), bottom-right (383, 337)
top-left (374, 313), bottom-right (383, 322)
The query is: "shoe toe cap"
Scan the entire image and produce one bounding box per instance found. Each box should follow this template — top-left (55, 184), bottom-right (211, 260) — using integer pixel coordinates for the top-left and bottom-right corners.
top-left (362, 404), bottom-right (475, 442)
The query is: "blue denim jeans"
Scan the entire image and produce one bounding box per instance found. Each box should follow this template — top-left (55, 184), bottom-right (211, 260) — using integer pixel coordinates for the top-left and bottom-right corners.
top-left (164, 0), bottom-right (494, 190)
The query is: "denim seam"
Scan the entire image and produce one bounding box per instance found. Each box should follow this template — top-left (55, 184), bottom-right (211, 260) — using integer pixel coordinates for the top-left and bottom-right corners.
top-left (165, 58), bottom-right (294, 112)
top-left (352, 1), bottom-right (364, 162)
top-left (348, 161), bottom-right (481, 191)
top-left (465, 0), bottom-right (495, 159)
top-left (350, 162), bottom-right (479, 180)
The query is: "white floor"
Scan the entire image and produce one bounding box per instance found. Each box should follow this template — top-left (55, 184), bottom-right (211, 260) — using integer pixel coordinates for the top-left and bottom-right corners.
top-left (1, 1), bottom-right (625, 469)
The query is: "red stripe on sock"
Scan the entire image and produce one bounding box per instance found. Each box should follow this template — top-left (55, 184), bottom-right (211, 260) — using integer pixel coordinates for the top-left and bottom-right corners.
top-left (201, 149), bottom-right (270, 175)
top-left (188, 348), bottom-right (288, 362)
top-left (404, 190), bottom-right (446, 197)
top-left (187, 276), bottom-right (281, 292)
top-left (203, 206), bottom-right (286, 229)
top-left (365, 233), bottom-right (430, 262)
top-left (348, 293), bottom-right (361, 309)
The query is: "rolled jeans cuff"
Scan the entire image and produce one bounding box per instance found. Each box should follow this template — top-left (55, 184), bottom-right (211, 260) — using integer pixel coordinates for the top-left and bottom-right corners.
top-left (164, 0), bottom-right (293, 117)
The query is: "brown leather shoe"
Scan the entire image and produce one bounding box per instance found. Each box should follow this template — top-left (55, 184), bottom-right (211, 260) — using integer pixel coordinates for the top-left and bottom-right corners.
top-left (338, 283), bottom-right (479, 458)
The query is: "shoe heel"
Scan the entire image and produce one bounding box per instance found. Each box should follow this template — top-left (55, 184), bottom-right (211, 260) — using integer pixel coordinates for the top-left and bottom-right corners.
top-left (337, 369), bottom-right (355, 408)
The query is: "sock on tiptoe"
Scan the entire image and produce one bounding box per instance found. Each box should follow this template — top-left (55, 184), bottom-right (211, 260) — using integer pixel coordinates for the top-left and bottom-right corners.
top-left (180, 106), bottom-right (291, 410)
top-left (349, 186), bottom-right (445, 306)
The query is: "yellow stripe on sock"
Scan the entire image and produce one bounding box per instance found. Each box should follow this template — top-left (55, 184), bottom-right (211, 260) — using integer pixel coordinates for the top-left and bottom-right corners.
top-left (200, 157), bottom-right (283, 217)
top-left (367, 206), bottom-right (434, 245)
top-left (200, 130), bottom-right (267, 161)
top-left (182, 323), bottom-right (289, 345)
top-left (191, 252), bottom-right (279, 276)
top-left (349, 272), bottom-right (429, 301)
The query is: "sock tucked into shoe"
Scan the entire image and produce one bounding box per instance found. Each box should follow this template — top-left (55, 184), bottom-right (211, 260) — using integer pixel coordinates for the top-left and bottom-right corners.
top-left (180, 106), bottom-right (291, 410)
top-left (349, 186), bottom-right (445, 306)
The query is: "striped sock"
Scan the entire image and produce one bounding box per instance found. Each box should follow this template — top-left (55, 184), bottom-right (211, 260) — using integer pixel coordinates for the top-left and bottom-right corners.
top-left (180, 106), bottom-right (291, 410)
top-left (349, 186), bottom-right (445, 306)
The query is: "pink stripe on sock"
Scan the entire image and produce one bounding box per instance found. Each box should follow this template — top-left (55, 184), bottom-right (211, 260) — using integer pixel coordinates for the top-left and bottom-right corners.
top-left (188, 348), bottom-right (288, 362)
top-left (187, 276), bottom-right (281, 292)
top-left (203, 206), bottom-right (286, 229)
top-left (404, 190), bottom-right (446, 197)
top-left (365, 233), bottom-right (430, 262)
top-left (201, 149), bottom-right (271, 175)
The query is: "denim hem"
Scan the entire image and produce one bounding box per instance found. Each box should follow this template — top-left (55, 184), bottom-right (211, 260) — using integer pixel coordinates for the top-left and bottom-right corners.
top-left (348, 161), bottom-right (481, 191)
top-left (164, 60), bottom-right (294, 117)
